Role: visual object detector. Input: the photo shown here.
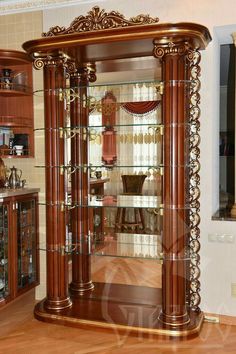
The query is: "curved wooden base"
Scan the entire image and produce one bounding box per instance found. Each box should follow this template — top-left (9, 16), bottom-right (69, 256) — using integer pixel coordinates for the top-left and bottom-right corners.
top-left (34, 283), bottom-right (204, 338)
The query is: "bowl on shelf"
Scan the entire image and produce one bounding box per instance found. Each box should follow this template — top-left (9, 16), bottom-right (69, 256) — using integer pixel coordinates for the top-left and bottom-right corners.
top-left (13, 145), bottom-right (24, 156)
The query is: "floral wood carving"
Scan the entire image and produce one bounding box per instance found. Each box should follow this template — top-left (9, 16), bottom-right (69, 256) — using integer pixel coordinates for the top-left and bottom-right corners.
top-left (43, 6), bottom-right (159, 37)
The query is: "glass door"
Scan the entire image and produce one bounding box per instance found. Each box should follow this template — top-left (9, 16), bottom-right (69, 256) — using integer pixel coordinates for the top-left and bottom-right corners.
top-left (0, 203), bottom-right (9, 301)
top-left (17, 198), bottom-right (38, 290)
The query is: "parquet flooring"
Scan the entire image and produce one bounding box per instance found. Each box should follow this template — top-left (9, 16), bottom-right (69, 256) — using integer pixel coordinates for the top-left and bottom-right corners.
top-left (0, 257), bottom-right (235, 353)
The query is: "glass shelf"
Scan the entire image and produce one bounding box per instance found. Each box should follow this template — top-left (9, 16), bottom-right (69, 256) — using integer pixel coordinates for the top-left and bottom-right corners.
top-left (34, 123), bottom-right (192, 132)
top-left (34, 164), bottom-right (193, 171)
top-left (38, 195), bottom-right (193, 210)
top-left (34, 164), bottom-right (164, 169)
top-left (37, 232), bottom-right (191, 260)
top-left (39, 195), bottom-right (161, 209)
top-left (33, 79), bottom-right (192, 96)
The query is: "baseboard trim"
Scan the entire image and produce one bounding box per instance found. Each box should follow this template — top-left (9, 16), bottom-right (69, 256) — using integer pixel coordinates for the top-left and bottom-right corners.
top-left (205, 312), bottom-right (236, 326)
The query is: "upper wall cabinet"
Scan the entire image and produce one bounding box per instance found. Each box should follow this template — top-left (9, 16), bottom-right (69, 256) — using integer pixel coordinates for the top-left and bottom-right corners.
top-left (0, 49), bottom-right (34, 158)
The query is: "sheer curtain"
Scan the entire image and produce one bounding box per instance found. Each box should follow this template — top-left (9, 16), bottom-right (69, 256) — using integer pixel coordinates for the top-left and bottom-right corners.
top-left (88, 83), bottom-right (162, 233)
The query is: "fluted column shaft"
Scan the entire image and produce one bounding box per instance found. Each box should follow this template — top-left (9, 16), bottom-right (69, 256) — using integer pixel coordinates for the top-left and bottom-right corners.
top-left (154, 41), bottom-right (191, 327)
top-left (69, 64), bottom-right (96, 294)
top-left (43, 59), bottom-right (71, 310)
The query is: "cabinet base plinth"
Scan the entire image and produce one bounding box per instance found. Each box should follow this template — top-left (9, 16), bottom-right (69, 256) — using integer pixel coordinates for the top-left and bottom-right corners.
top-left (35, 283), bottom-right (203, 337)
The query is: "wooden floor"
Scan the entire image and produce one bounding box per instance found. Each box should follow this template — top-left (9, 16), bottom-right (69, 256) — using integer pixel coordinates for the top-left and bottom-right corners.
top-left (0, 257), bottom-right (235, 353)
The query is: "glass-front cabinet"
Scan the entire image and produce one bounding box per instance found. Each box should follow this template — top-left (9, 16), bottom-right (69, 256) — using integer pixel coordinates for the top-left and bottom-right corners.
top-left (24, 6), bottom-right (211, 337)
top-left (17, 198), bottom-right (37, 291)
top-left (0, 203), bottom-right (9, 302)
top-left (0, 193), bottom-right (39, 306)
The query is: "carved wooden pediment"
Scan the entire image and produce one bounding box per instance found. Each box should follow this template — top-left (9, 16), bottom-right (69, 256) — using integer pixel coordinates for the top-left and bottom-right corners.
top-left (43, 6), bottom-right (159, 37)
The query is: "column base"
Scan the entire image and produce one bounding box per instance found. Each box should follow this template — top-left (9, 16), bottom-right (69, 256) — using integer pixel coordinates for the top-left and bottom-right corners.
top-left (69, 280), bottom-right (94, 295)
top-left (158, 310), bottom-right (190, 327)
top-left (44, 296), bottom-right (72, 311)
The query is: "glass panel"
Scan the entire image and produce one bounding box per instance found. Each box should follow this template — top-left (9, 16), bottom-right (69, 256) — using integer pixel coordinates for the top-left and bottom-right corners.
top-left (92, 232), bottom-right (162, 260)
top-left (17, 199), bottom-right (37, 289)
top-left (0, 204), bottom-right (9, 299)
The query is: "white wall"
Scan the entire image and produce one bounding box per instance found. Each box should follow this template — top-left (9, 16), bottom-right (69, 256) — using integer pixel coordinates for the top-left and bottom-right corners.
top-left (42, 0), bottom-right (236, 316)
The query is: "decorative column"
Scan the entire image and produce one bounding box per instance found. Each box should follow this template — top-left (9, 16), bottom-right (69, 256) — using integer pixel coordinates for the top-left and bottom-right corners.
top-left (153, 41), bottom-right (191, 327)
top-left (34, 55), bottom-right (72, 310)
top-left (69, 63), bottom-right (96, 294)
top-left (231, 33), bottom-right (236, 217)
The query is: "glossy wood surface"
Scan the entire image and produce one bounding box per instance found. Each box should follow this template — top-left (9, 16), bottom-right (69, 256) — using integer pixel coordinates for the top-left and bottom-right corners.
top-left (0, 281), bottom-right (236, 353)
top-left (23, 11), bottom-right (211, 335)
top-left (69, 71), bottom-right (94, 294)
top-left (159, 47), bottom-right (190, 326)
top-left (0, 193), bottom-right (39, 308)
top-left (0, 49), bottom-right (34, 158)
top-left (22, 22), bottom-right (211, 62)
top-left (43, 63), bottom-right (71, 310)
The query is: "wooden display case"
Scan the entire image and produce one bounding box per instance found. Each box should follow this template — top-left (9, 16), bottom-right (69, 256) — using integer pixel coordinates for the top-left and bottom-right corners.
top-left (0, 49), bottom-right (34, 158)
top-left (22, 7), bottom-right (211, 337)
top-left (0, 192), bottom-right (39, 306)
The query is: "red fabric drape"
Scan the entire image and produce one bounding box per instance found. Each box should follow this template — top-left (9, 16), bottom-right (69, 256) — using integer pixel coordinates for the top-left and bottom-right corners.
top-left (121, 100), bottom-right (160, 115)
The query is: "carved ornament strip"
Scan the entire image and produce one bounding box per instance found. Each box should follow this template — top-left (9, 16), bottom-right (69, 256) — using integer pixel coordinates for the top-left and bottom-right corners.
top-left (43, 6), bottom-right (159, 36)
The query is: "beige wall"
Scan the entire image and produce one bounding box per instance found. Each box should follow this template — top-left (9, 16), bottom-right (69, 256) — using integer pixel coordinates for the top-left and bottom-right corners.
top-left (0, 11), bottom-right (46, 300)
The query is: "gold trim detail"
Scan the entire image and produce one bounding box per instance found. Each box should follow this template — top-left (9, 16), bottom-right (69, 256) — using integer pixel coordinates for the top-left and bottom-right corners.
top-left (153, 41), bottom-right (190, 58)
top-left (188, 49), bottom-right (201, 312)
top-left (33, 52), bottom-right (68, 70)
top-left (34, 302), bottom-right (204, 337)
top-left (43, 6), bottom-right (159, 37)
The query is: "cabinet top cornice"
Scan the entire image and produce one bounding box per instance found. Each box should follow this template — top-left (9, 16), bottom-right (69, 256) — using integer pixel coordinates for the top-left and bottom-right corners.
top-left (22, 7), bottom-right (211, 63)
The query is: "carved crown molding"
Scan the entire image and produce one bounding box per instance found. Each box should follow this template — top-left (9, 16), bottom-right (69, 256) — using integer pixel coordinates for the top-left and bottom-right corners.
top-left (43, 6), bottom-right (159, 37)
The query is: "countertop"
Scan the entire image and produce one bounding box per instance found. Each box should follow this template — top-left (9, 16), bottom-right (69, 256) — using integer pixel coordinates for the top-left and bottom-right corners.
top-left (0, 187), bottom-right (40, 198)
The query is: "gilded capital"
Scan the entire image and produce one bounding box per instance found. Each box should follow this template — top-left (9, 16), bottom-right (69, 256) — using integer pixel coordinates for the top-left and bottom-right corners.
top-left (33, 52), bottom-right (68, 70)
top-left (153, 41), bottom-right (190, 59)
top-left (75, 63), bottom-right (97, 83)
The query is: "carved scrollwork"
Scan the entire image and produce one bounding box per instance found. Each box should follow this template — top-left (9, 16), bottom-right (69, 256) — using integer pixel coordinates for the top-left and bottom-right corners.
top-left (153, 41), bottom-right (190, 58)
top-left (33, 52), bottom-right (68, 70)
top-left (43, 6), bottom-right (159, 37)
top-left (188, 49), bottom-right (202, 312)
top-left (70, 63), bottom-right (97, 83)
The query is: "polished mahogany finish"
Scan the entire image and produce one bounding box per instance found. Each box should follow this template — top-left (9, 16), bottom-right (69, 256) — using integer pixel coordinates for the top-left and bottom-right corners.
top-left (0, 192), bottom-right (39, 308)
top-left (43, 60), bottom-right (71, 310)
top-left (69, 68), bottom-right (94, 295)
top-left (0, 49), bottom-right (34, 157)
top-left (23, 7), bottom-right (211, 336)
top-left (154, 42), bottom-right (190, 327)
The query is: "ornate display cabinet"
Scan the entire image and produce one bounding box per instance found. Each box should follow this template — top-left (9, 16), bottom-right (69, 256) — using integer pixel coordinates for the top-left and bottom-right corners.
top-left (23, 7), bottom-right (211, 337)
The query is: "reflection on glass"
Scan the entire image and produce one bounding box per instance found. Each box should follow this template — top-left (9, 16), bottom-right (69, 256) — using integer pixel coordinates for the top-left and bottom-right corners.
top-left (0, 205), bottom-right (9, 299)
top-left (17, 200), bottom-right (37, 289)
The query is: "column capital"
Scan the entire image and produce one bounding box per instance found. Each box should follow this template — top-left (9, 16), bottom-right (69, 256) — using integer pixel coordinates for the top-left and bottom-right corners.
top-left (153, 40), bottom-right (190, 59)
top-left (232, 32), bottom-right (236, 46)
top-left (33, 51), bottom-right (68, 70)
top-left (70, 62), bottom-right (97, 83)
